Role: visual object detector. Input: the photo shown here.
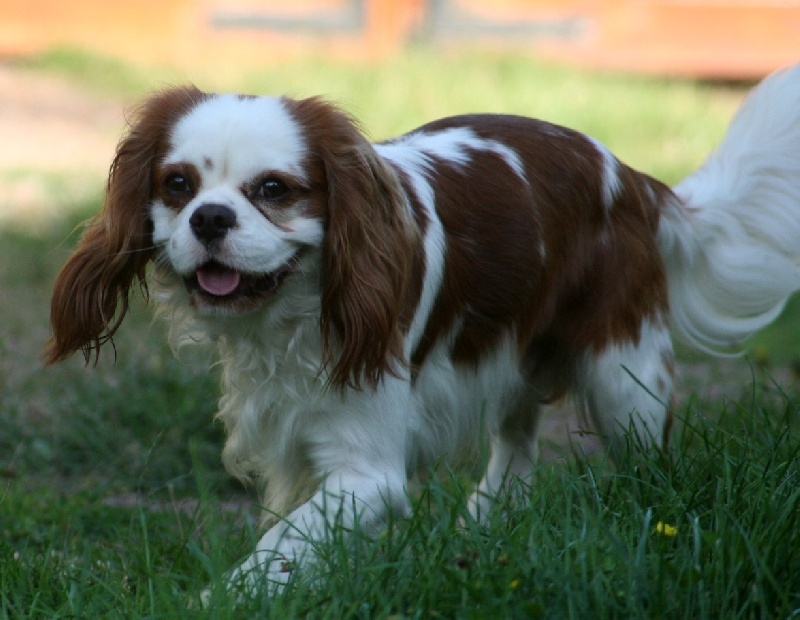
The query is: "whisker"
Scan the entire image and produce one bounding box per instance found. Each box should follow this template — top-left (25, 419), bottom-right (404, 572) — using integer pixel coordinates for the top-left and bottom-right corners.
top-left (54, 228), bottom-right (157, 253)
top-left (153, 254), bottom-right (174, 270)
top-left (113, 245), bottom-right (161, 256)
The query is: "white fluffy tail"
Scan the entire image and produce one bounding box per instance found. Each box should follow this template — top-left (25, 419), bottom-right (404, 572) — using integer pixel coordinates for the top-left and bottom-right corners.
top-left (659, 63), bottom-right (800, 354)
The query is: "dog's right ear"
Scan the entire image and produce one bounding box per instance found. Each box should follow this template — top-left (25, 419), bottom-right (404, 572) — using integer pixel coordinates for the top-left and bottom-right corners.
top-left (43, 86), bottom-right (207, 365)
top-left (284, 96), bottom-right (419, 390)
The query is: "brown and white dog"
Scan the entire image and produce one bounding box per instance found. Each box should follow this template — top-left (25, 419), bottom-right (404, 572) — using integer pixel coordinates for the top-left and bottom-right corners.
top-left (46, 65), bottom-right (800, 591)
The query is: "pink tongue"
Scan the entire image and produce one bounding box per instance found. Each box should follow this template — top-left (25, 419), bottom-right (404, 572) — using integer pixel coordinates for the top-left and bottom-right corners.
top-left (196, 266), bottom-right (241, 296)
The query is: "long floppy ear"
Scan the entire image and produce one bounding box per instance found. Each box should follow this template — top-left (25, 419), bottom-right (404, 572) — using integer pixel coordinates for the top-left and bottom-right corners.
top-left (288, 97), bottom-right (420, 390)
top-left (44, 86), bottom-right (206, 365)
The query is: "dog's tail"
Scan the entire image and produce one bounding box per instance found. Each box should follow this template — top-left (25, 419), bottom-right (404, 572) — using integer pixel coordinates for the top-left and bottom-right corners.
top-left (658, 63), bottom-right (800, 354)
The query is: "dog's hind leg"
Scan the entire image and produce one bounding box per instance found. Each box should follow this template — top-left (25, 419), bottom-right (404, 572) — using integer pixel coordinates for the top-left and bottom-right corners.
top-left (466, 386), bottom-right (541, 523)
top-left (583, 317), bottom-right (675, 459)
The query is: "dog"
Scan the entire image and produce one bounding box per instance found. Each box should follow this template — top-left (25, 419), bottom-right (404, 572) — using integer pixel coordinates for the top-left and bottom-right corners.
top-left (45, 64), bottom-right (800, 591)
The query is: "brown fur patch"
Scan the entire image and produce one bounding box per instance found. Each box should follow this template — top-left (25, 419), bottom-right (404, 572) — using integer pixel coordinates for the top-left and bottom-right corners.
top-left (401, 115), bottom-right (671, 400)
top-left (283, 96), bottom-right (423, 389)
top-left (44, 86), bottom-right (208, 365)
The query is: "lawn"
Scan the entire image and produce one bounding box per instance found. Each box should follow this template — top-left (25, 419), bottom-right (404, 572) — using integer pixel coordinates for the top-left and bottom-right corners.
top-left (1, 48), bottom-right (799, 618)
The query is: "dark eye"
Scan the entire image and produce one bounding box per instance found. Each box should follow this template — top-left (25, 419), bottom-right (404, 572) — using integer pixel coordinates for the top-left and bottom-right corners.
top-left (257, 178), bottom-right (289, 201)
top-left (164, 173), bottom-right (192, 196)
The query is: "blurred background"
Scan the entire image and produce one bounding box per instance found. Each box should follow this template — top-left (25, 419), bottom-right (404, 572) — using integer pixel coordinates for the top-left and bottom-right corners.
top-left (4, 0), bottom-right (800, 77)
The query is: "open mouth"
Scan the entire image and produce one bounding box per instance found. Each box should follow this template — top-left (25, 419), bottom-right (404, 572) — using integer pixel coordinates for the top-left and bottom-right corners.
top-left (183, 256), bottom-right (299, 304)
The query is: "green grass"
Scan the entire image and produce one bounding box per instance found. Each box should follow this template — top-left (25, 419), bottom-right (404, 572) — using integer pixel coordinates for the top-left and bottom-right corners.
top-left (2, 49), bottom-right (799, 618)
top-left (3, 400), bottom-right (799, 618)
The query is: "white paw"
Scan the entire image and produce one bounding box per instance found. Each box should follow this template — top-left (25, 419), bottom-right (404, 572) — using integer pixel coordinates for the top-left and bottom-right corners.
top-left (198, 549), bottom-right (299, 607)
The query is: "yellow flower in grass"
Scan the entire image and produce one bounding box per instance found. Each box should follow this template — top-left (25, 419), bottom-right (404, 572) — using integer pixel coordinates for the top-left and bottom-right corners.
top-left (655, 521), bottom-right (678, 537)
top-left (509, 579), bottom-right (521, 590)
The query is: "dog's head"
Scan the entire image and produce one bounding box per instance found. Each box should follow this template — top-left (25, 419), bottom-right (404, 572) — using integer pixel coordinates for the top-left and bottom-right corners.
top-left (45, 87), bottom-right (417, 388)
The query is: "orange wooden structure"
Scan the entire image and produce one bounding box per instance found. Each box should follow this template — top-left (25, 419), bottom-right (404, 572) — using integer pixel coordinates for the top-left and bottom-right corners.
top-left (1, 0), bottom-right (799, 78)
top-left (546, 0), bottom-right (800, 78)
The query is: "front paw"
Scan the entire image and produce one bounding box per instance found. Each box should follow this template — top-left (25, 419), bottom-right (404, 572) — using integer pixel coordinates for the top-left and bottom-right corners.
top-left (230, 547), bottom-right (300, 595)
top-left (199, 549), bottom-right (298, 607)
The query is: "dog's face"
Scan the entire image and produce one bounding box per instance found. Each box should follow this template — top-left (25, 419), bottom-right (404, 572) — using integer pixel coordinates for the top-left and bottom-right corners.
top-left (150, 95), bottom-right (326, 317)
top-left (45, 87), bottom-right (417, 388)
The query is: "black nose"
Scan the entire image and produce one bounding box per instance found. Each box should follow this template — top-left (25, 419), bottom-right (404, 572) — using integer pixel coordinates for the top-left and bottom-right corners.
top-left (189, 203), bottom-right (237, 244)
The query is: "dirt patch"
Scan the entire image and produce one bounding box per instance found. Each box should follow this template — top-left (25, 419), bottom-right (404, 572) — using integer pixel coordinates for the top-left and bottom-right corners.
top-left (0, 64), bottom-right (125, 170)
top-left (0, 63), bottom-right (126, 222)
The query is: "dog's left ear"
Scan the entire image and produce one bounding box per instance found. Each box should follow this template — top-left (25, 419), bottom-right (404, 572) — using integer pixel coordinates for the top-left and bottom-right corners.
top-left (44, 86), bottom-right (206, 365)
top-left (288, 97), bottom-right (419, 390)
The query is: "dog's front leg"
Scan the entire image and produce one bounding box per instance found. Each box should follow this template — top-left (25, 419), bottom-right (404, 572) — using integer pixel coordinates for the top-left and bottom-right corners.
top-left (230, 383), bottom-right (412, 595)
top-left (232, 470), bottom-right (406, 593)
